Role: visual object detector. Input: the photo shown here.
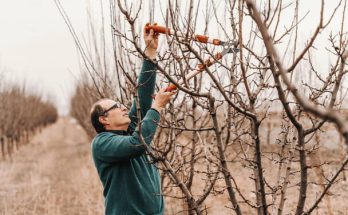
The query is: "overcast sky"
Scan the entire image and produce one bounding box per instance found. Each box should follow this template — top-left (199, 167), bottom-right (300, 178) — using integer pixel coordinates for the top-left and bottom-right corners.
top-left (0, 0), bottom-right (88, 115)
top-left (0, 0), bottom-right (345, 115)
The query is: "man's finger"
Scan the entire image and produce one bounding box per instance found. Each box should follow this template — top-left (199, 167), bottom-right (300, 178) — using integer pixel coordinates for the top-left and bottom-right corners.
top-left (144, 22), bottom-right (150, 34)
top-left (154, 32), bottom-right (159, 39)
top-left (159, 87), bottom-right (166, 93)
top-left (149, 29), bottom-right (154, 37)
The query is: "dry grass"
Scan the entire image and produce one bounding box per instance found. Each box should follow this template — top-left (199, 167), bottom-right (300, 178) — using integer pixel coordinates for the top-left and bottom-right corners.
top-left (1, 117), bottom-right (348, 215)
top-left (0, 118), bottom-right (103, 215)
top-left (164, 143), bottom-right (348, 214)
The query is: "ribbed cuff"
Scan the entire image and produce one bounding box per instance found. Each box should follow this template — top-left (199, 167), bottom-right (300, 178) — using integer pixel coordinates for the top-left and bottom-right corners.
top-left (143, 58), bottom-right (157, 66)
top-left (150, 108), bottom-right (160, 115)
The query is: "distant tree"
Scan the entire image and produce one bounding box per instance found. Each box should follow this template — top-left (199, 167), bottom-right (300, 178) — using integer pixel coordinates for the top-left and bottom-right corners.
top-left (0, 77), bottom-right (58, 160)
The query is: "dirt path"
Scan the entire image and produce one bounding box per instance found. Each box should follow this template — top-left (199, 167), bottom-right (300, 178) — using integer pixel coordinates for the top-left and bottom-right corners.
top-left (0, 118), bottom-right (104, 215)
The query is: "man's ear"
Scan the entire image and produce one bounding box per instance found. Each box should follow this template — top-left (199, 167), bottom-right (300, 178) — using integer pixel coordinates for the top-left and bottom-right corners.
top-left (99, 115), bottom-right (109, 125)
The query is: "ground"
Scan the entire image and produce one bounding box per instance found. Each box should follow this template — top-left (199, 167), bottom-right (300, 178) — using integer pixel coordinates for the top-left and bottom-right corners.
top-left (1, 117), bottom-right (348, 215)
top-left (0, 118), bottom-right (103, 215)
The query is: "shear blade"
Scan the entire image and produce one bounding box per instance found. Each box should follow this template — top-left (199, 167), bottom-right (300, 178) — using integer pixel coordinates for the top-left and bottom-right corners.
top-left (220, 41), bottom-right (234, 46)
top-left (229, 48), bottom-right (240, 53)
top-left (221, 47), bottom-right (239, 56)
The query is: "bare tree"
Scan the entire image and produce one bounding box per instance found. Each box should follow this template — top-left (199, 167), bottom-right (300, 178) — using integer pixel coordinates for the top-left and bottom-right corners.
top-left (0, 76), bottom-right (58, 160)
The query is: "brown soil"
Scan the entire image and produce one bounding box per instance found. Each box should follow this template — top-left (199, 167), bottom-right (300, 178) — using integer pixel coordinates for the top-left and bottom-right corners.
top-left (0, 118), bottom-right (103, 215)
top-left (1, 117), bottom-right (348, 215)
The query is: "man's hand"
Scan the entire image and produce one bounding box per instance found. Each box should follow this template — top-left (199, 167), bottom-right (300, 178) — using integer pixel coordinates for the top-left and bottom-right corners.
top-left (144, 23), bottom-right (159, 59)
top-left (151, 87), bottom-right (176, 112)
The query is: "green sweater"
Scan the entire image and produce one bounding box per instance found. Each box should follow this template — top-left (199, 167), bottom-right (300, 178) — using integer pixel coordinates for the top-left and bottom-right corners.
top-left (91, 60), bottom-right (164, 215)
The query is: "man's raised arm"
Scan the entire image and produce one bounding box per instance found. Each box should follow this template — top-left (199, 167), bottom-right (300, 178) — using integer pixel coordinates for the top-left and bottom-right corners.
top-left (128, 23), bottom-right (159, 131)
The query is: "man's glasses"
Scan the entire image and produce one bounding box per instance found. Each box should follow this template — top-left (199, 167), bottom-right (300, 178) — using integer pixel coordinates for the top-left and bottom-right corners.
top-left (102, 103), bottom-right (119, 116)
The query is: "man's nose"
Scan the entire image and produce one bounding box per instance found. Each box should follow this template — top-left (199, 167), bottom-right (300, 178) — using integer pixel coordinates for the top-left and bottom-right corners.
top-left (121, 106), bottom-right (128, 111)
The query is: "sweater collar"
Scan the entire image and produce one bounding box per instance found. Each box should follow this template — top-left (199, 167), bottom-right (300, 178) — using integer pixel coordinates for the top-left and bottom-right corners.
top-left (106, 130), bottom-right (129, 135)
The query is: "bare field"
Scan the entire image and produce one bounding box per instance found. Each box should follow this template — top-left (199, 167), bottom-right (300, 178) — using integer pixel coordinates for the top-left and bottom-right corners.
top-left (1, 118), bottom-right (348, 215)
top-left (0, 118), bottom-right (103, 215)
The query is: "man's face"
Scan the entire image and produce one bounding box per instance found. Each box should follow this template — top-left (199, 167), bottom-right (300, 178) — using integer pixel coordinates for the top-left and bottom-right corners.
top-left (99, 99), bottom-right (131, 129)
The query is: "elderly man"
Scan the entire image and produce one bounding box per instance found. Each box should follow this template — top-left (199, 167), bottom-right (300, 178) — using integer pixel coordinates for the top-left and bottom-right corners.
top-left (90, 25), bottom-right (175, 215)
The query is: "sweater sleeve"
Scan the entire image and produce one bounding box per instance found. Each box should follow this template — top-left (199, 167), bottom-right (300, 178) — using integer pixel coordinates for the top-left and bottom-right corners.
top-left (93, 109), bottom-right (160, 163)
top-left (128, 59), bottom-right (157, 132)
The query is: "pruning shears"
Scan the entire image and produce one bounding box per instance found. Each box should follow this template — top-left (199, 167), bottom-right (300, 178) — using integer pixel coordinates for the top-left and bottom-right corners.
top-left (145, 24), bottom-right (239, 92)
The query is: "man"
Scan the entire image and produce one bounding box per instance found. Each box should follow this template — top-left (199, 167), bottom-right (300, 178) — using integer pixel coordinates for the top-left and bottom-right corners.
top-left (90, 25), bottom-right (175, 215)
